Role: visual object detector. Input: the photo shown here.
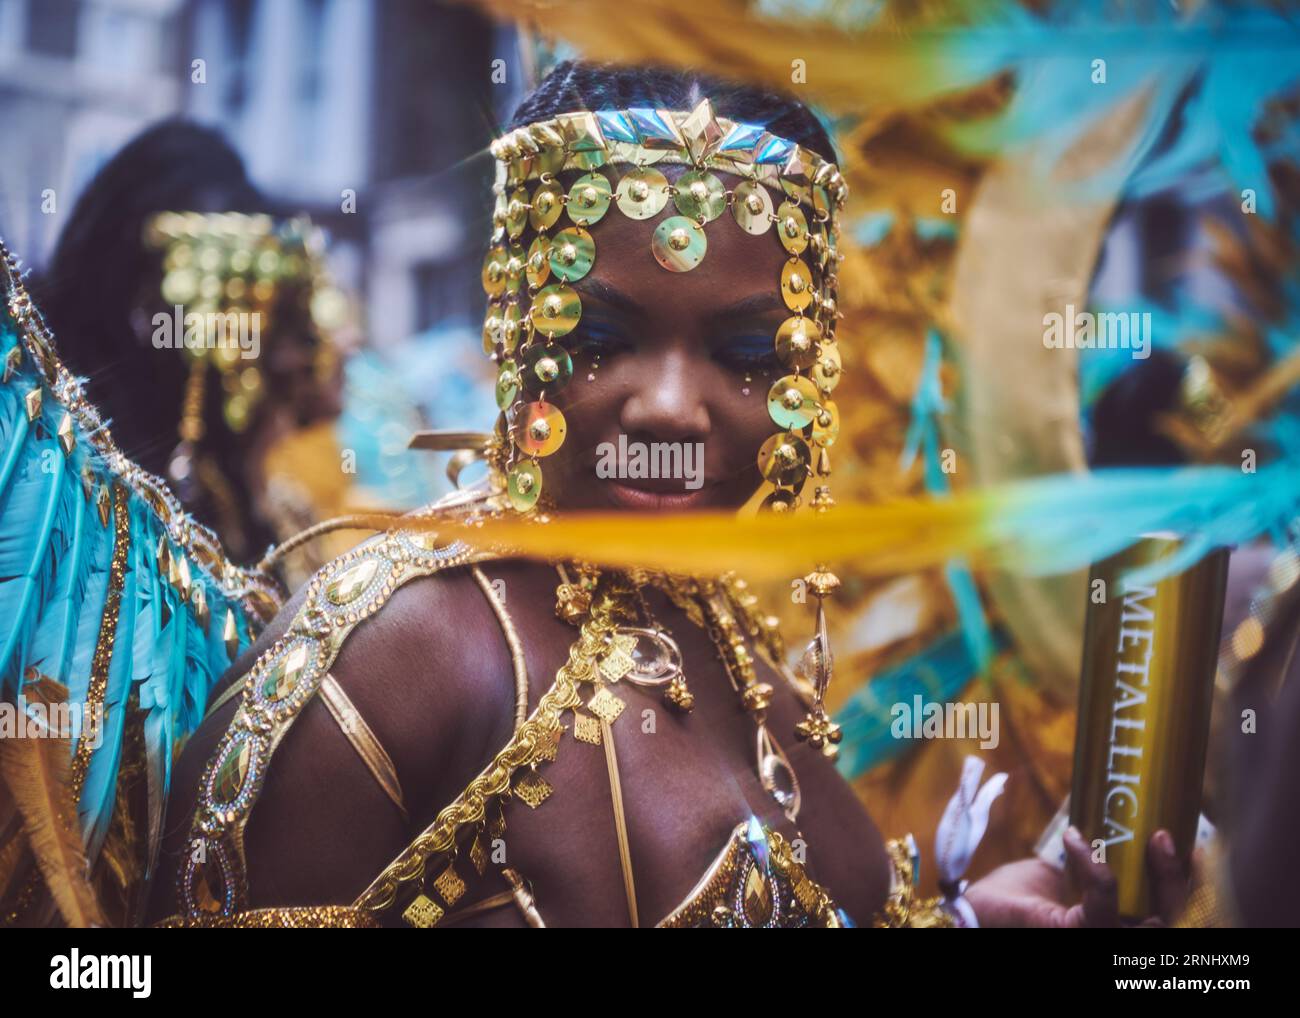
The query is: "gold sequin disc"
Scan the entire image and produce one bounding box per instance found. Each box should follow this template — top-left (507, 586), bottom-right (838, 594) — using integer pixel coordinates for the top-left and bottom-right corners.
top-left (780, 258), bottom-right (814, 312)
top-left (775, 201), bottom-right (809, 255)
top-left (767, 374), bottom-right (820, 429)
top-left (812, 341), bottom-right (842, 393)
top-left (732, 180), bottom-right (775, 235)
top-left (513, 400), bottom-right (567, 457)
top-left (529, 283), bottom-right (582, 338)
top-left (529, 182), bottom-right (563, 231)
top-left (615, 166), bottom-right (670, 219)
top-left (811, 399), bottom-right (840, 447)
top-left (774, 315), bottom-right (821, 371)
top-left (757, 432), bottom-right (812, 487)
top-left (526, 236), bottom-right (552, 288)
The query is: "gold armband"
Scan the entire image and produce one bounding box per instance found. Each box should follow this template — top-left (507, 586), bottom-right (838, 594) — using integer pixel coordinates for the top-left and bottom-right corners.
top-left (872, 836), bottom-right (955, 929)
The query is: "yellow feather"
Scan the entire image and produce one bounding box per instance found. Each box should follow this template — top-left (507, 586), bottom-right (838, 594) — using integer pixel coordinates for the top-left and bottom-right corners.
top-left (340, 493), bottom-right (995, 579)
top-left (0, 680), bottom-right (106, 928)
top-left (463, 0), bottom-right (989, 113)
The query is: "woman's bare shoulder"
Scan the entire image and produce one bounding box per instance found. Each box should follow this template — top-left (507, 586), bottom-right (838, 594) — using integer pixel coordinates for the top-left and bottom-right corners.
top-left (147, 547), bottom-right (520, 920)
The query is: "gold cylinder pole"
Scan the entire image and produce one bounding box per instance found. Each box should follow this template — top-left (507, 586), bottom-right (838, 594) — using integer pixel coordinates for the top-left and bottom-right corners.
top-left (1069, 535), bottom-right (1229, 919)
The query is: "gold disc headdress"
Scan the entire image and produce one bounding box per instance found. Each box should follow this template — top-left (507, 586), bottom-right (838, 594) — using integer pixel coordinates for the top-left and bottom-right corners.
top-left (144, 211), bottom-right (347, 439)
top-left (483, 97), bottom-right (847, 513)
top-left (483, 97), bottom-right (849, 752)
top-left (141, 212), bottom-right (348, 547)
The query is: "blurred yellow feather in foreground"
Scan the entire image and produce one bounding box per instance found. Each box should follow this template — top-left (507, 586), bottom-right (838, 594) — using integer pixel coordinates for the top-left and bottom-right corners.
top-left (339, 493), bottom-right (997, 579)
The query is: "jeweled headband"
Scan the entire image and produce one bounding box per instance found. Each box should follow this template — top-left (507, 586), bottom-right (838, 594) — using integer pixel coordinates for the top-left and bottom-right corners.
top-left (481, 97), bottom-right (847, 515)
top-left (142, 213), bottom-right (348, 509)
top-left (144, 212), bottom-right (347, 438)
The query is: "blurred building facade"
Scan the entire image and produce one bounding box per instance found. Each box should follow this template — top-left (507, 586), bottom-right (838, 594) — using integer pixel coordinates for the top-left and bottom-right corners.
top-left (0, 0), bottom-right (520, 348)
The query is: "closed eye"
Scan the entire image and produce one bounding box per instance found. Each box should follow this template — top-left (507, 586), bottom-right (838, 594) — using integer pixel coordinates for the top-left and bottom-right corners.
top-left (566, 320), bottom-right (634, 359)
top-left (712, 330), bottom-right (779, 373)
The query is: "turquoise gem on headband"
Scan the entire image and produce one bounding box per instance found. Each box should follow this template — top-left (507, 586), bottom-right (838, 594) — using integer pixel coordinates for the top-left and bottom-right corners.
top-left (718, 122), bottom-right (767, 161)
top-left (595, 109), bottom-right (638, 145)
top-left (754, 134), bottom-right (796, 165)
top-left (627, 107), bottom-right (681, 147)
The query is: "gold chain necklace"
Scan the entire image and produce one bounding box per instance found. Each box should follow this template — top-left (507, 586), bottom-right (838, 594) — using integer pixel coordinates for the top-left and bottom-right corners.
top-left (559, 566), bottom-right (802, 823)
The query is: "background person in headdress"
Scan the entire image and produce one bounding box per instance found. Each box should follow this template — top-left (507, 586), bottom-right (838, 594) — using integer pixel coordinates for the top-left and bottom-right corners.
top-left (40, 119), bottom-right (348, 567)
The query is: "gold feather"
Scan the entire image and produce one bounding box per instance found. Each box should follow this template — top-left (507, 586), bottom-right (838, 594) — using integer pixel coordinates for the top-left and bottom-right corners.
top-left (0, 679), bottom-right (106, 928)
top-left (461, 0), bottom-right (995, 114)
top-left (339, 494), bottom-right (994, 579)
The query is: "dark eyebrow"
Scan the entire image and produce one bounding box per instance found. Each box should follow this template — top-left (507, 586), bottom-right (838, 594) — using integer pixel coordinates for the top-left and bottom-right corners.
top-left (709, 292), bottom-right (787, 321)
top-left (576, 278), bottom-right (787, 321)
top-left (575, 278), bottom-right (643, 316)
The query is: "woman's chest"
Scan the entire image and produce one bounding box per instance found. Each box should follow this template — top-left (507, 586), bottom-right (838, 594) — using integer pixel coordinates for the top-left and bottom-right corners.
top-left (484, 597), bottom-right (891, 927)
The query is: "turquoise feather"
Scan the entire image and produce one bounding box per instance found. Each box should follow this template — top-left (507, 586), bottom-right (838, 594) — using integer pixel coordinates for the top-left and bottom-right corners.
top-left (1, 272), bottom-right (265, 884)
top-left (0, 407), bottom-right (69, 693)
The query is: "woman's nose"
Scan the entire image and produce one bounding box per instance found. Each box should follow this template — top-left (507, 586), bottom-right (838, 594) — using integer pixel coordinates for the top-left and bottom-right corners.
top-left (619, 346), bottom-right (710, 441)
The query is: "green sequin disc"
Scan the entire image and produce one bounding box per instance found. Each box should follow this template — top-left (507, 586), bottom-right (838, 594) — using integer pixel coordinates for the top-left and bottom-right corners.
top-left (615, 167), bottom-right (670, 219)
top-left (548, 227), bottom-right (595, 282)
top-left (673, 170), bottom-right (727, 223)
top-left (566, 172), bottom-right (612, 225)
top-left (523, 342), bottom-right (573, 394)
top-left (652, 216), bottom-right (707, 272)
top-left (495, 360), bottom-right (520, 410)
top-left (508, 460), bottom-right (543, 512)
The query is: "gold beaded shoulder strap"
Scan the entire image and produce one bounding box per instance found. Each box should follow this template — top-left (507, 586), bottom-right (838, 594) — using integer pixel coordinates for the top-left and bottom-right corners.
top-left (349, 586), bottom-right (628, 923)
top-left (173, 528), bottom-right (496, 920)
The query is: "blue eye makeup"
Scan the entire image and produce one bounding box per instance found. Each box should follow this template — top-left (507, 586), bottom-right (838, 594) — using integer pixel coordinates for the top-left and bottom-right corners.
top-left (713, 331), bottom-right (778, 372)
top-left (566, 319), bottom-right (633, 358)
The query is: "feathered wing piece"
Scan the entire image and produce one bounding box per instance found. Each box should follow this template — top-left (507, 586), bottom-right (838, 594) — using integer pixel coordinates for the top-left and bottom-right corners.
top-left (0, 241), bottom-right (284, 926)
top-left (0, 677), bottom-right (104, 928)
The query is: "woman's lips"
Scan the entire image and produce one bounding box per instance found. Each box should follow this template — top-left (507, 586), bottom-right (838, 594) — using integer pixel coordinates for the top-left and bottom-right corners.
top-left (602, 479), bottom-right (722, 511)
